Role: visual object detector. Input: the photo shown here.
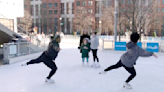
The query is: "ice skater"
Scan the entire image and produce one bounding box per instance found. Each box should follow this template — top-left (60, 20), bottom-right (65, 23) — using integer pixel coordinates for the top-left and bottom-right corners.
top-left (81, 38), bottom-right (90, 67)
top-left (22, 35), bottom-right (61, 83)
top-left (99, 32), bottom-right (157, 89)
top-left (90, 32), bottom-right (100, 68)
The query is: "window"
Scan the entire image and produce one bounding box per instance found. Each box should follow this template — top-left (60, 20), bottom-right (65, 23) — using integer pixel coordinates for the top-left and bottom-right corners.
top-left (148, 0), bottom-right (152, 5)
top-left (102, 1), bottom-right (106, 7)
top-left (157, 0), bottom-right (160, 4)
top-left (44, 18), bottom-right (47, 24)
top-left (43, 18), bottom-right (47, 33)
top-left (108, 1), bottom-right (111, 6)
top-left (163, 0), bottom-right (164, 4)
top-left (67, 3), bottom-right (69, 14)
top-left (54, 3), bottom-right (58, 7)
top-left (24, 5), bottom-right (27, 9)
top-left (35, 5), bottom-right (39, 16)
top-left (142, 0), bottom-right (146, 5)
top-left (54, 10), bottom-right (58, 14)
top-left (88, 1), bottom-right (93, 5)
top-left (49, 3), bottom-right (52, 7)
top-left (72, 3), bottom-right (74, 14)
top-left (49, 18), bottom-right (52, 25)
top-left (43, 10), bottom-right (47, 15)
top-left (30, 5), bottom-right (34, 15)
top-left (61, 3), bottom-right (64, 14)
top-left (82, 1), bottom-right (86, 6)
top-left (96, 1), bottom-right (99, 14)
top-left (162, 8), bottom-right (164, 12)
top-left (36, 18), bottom-right (39, 26)
top-left (88, 9), bottom-right (93, 14)
top-left (40, 5), bottom-right (42, 15)
top-left (121, 0), bottom-right (125, 4)
top-left (128, 0), bottom-right (132, 4)
top-left (54, 18), bottom-right (58, 31)
top-left (77, 1), bottom-right (80, 6)
top-left (49, 10), bottom-right (52, 14)
top-left (43, 3), bottom-right (47, 8)
top-left (156, 8), bottom-right (160, 12)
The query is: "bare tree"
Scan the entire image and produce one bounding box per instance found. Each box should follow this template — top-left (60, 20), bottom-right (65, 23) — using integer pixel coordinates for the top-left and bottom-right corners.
top-left (121, 0), bottom-right (160, 36)
top-left (101, 5), bottom-right (114, 35)
top-left (73, 7), bottom-right (93, 35)
top-left (101, 1), bottom-right (125, 41)
top-left (18, 10), bottom-right (32, 32)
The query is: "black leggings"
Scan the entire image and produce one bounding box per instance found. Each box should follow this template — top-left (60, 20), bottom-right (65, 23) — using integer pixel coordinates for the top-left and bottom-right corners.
top-left (104, 60), bottom-right (136, 83)
top-left (27, 52), bottom-right (57, 79)
top-left (91, 49), bottom-right (99, 62)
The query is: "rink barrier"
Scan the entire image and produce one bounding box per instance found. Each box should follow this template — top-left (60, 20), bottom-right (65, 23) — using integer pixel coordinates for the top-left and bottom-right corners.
top-left (3, 42), bottom-right (48, 64)
top-left (64, 35), bottom-right (164, 42)
top-left (102, 39), bottom-right (164, 53)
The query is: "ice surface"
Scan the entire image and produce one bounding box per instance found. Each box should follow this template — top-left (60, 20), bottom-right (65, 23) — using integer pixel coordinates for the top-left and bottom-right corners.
top-left (0, 43), bottom-right (164, 92)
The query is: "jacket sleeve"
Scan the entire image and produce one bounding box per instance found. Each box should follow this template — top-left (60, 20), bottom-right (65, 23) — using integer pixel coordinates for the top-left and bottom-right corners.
top-left (80, 45), bottom-right (84, 50)
top-left (96, 37), bottom-right (99, 47)
top-left (87, 44), bottom-right (90, 50)
top-left (138, 47), bottom-right (153, 57)
top-left (53, 43), bottom-right (59, 51)
top-left (79, 36), bottom-right (83, 47)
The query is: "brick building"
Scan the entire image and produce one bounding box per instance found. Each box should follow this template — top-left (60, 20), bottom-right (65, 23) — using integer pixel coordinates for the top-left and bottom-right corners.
top-left (23, 0), bottom-right (164, 36)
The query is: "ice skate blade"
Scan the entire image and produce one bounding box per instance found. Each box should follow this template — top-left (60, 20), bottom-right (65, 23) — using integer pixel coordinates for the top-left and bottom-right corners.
top-left (123, 86), bottom-right (133, 89)
top-left (45, 81), bottom-right (55, 84)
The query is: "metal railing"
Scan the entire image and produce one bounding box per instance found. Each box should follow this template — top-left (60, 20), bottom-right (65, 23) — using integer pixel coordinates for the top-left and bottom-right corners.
top-left (3, 41), bottom-right (49, 64)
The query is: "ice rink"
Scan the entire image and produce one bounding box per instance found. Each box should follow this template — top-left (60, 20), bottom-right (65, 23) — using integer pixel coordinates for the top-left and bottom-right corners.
top-left (0, 43), bottom-right (164, 92)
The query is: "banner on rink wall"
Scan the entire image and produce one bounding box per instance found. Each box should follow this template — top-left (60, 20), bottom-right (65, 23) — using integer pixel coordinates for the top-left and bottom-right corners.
top-left (146, 43), bottom-right (159, 52)
top-left (115, 42), bottom-right (126, 51)
top-left (137, 42), bottom-right (142, 48)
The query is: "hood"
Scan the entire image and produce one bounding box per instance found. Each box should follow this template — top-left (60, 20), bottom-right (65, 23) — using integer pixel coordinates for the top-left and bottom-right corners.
top-left (126, 42), bottom-right (136, 49)
top-left (53, 35), bottom-right (60, 40)
top-left (92, 35), bottom-right (96, 38)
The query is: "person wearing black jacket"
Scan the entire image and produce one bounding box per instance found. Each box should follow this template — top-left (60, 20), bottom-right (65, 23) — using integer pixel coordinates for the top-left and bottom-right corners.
top-left (22, 35), bottom-right (61, 83)
top-left (78, 31), bottom-right (90, 53)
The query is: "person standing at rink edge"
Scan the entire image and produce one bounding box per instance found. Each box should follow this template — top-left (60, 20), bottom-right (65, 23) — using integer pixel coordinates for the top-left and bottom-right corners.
top-left (78, 30), bottom-right (90, 53)
top-left (99, 32), bottom-right (158, 89)
top-left (22, 35), bottom-right (61, 83)
top-left (90, 32), bottom-right (100, 68)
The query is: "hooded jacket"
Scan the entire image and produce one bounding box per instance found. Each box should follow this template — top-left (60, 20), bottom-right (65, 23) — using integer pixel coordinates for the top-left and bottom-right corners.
top-left (90, 35), bottom-right (99, 49)
top-left (45, 35), bottom-right (60, 60)
top-left (121, 42), bottom-right (153, 67)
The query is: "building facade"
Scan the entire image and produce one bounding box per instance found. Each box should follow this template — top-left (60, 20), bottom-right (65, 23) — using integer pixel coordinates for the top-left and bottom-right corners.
top-left (0, 0), bottom-right (24, 33)
top-left (24, 0), bottom-right (164, 36)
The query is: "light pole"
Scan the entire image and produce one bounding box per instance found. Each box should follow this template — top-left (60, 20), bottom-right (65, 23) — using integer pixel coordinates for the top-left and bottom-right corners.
top-left (60, 17), bottom-right (62, 33)
top-left (114, 0), bottom-right (118, 42)
top-left (99, 20), bottom-right (102, 35)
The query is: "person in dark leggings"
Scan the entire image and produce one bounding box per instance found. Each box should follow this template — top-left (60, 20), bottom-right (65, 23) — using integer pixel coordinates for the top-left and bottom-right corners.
top-left (99, 32), bottom-right (157, 89)
top-left (90, 32), bottom-right (99, 68)
top-left (27, 52), bottom-right (57, 80)
top-left (104, 60), bottom-right (136, 83)
top-left (22, 35), bottom-right (61, 83)
top-left (92, 50), bottom-right (99, 62)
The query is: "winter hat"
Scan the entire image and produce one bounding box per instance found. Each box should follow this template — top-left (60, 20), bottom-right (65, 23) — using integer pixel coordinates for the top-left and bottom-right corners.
top-left (84, 38), bottom-right (91, 43)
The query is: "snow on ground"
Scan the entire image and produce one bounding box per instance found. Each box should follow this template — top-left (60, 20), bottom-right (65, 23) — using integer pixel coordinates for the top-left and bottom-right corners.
top-left (0, 43), bottom-right (164, 92)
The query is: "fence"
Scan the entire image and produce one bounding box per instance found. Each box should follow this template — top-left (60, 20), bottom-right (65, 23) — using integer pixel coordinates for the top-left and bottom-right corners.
top-left (102, 39), bottom-right (164, 53)
top-left (3, 41), bottom-right (48, 64)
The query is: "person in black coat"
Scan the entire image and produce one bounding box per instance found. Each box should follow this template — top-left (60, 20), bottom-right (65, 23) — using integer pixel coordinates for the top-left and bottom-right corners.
top-left (78, 31), bottom-right (90, 53)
